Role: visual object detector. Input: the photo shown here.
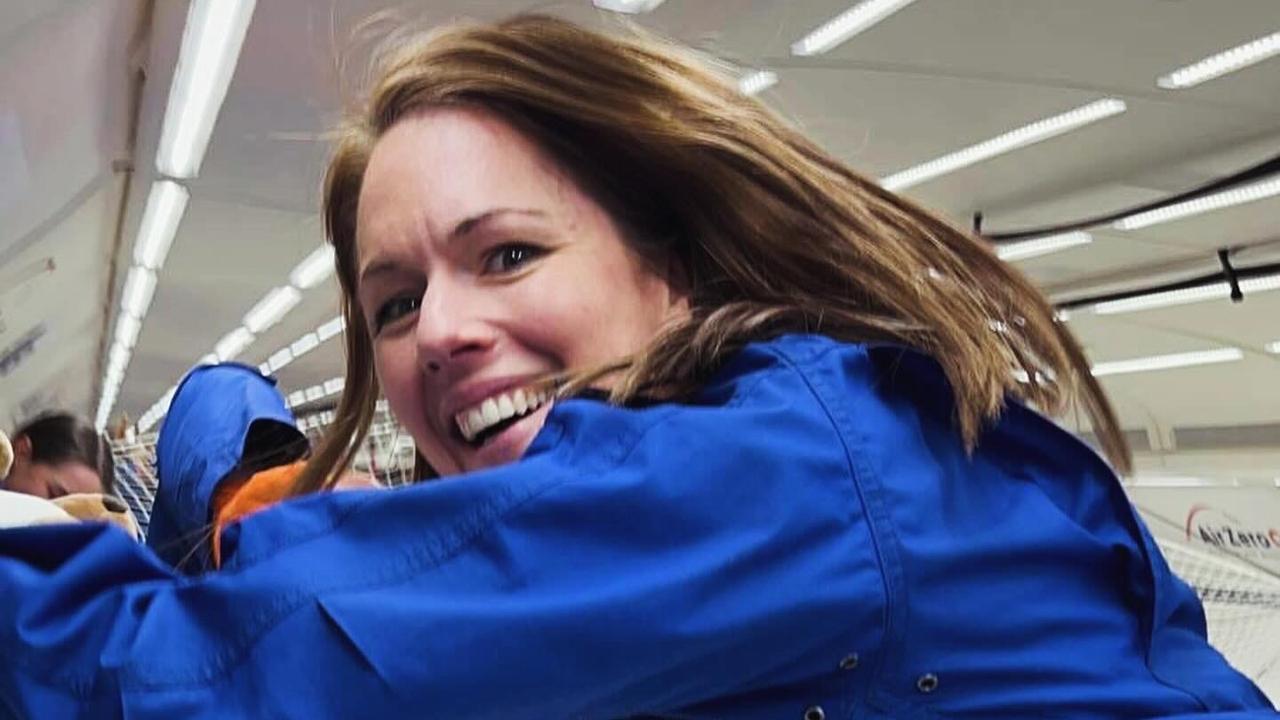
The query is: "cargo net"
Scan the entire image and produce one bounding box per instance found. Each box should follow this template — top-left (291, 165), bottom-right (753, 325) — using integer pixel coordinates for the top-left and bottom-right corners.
top-left (1153, 538), bottom-right (1280, 700)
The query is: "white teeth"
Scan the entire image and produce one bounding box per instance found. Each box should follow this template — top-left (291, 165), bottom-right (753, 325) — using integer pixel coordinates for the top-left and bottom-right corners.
top-left (481, 398), bottom-right (500, 426)
top-left (455, 386), bottom-right (550, 442)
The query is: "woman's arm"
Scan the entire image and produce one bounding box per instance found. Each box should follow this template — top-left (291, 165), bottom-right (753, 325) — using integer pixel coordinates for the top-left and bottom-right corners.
top-left (1, 355), bottom-right (880, 719)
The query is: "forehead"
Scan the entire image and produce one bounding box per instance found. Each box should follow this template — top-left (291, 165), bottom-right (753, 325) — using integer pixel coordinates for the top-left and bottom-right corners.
top-left (46, 461), bottom-right (104, 493)
top-left (356, 107), bottom-right (571, 250)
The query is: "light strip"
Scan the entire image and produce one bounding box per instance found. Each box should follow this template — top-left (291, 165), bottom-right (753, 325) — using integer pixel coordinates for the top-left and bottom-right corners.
top-left (121, 267), bottom-right (158, 317)
top-left (1157, 31), bottom-right (1280, 89)
top-left (243, 286), bottom-right (302, 333)
top-left (114, 314), bottom-right (142, 349)
top-left (1267, 341), bottom-right (1280, 354)
top-left (157, 0), bottom-right (257, 178)
top-left (1092, 273), bottom-right (1280, 315)
top-left (288, 245), bottom-right (336, 289)
top-left (997, 231), bottom-right (1093, 262)
top-left (792, 0), bottom-right (919, 56)
top-left (290, 332), bottom-right (320, 357)
top-left (1091, 347), bottom-right (1243, 377)
top-left (133, 181), bottom-right (190, 269)
top-left (591, 0), bottom-right (666, 13)
top-left (881, 99), bottom-right (1127, 191)
top-left (214, 326), bottom-right (255, 361)
top-left (267, 347), bottom-right (293, 372)
top-left (1113, 175), bottom-right (1280, 230)
top-left (316, 316), bottom-right (344, 341)
top-left (738, 70), bottom-right (778, 96)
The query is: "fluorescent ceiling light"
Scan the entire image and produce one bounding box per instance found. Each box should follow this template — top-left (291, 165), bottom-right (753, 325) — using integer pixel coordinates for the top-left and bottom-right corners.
top-left (323, 377), bottom-right (344, 396)
top-left (738, 70), bottom-right (778, 96)
top-left (214, 326), bottom-right (254, 361)
top-left (1157, 31), bottom-right (1280, 89)
top-left (1094, 283), bottom-right (1229, 315)
top-left (1091, 347), bottom-right (1243, 377)
top-left (316, 316), bottom-right (344, 341)
top-left (103, 364), bottom-right (125, 393)
top-left (1267, 341), bottom-right (1280, 354)
top-left (198, 353), bottom-right (218, 365)
top-left (267, 347), bottom-right (293, 371)
top-left (997, 231), bottom-right (1093, 262)
top-left (106, 342), bottom-right (131, 376)
top-left (133, 181), bottom-right (189, 269)
top-left (114, 314), bottom-right (142, 349)
top-left (1092, 273), bottom-right (1280, 315)
top-left (286, 390), bottom-right (305, 407)
top-left (157, 0), bottom-right (257, 178)
top-left (792, 0), bottom-right (918, 56)
top-left (304, 385), bottom-right (325, 402)
top-left (1113, 175), bottom-right (1280, 230)
top-left (592, 0), bottom-right (665, 13)
top-left (121, 267), bottom-right (157, 317)
top-left (289, 245), bottom-right (336, 289)
top-left (243, 286), bottom-right (301, 333)
top-left (881, 98), bottom-right (1127, 191)
top-left (290, 332), bottom-right (320, 357)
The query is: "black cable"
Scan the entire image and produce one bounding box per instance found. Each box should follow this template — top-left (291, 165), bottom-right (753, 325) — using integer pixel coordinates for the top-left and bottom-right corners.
top-left (983, 152), bottom-right (1280, 243)
top-left (1056, 258), bottom-right (1280, 311)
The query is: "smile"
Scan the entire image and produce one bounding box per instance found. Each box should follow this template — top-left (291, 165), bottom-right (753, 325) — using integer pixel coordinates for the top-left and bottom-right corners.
top-left (454, 386), bottom-right (550, 445)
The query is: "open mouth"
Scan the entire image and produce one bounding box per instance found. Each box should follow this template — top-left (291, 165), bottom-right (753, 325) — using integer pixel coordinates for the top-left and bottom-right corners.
top-left (454, 386), bottom-right (551, 448)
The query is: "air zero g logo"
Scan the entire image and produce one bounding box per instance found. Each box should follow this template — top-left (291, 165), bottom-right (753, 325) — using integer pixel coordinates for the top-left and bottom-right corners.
top-left (1185, 504), bottom-right (1280, 553)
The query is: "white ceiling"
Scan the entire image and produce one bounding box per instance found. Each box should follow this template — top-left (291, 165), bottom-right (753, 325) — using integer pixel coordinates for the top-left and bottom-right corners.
top-left (2, 0), bottom-right (1278, 477)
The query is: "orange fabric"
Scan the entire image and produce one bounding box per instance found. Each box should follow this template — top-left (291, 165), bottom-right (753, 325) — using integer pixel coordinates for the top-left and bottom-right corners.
top-left (211, 461), bottom-right (305, 568)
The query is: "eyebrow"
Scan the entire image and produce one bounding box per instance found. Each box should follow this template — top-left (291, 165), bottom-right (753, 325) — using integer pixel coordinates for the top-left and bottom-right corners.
top-left (359, 208), bottom-right (546, 285)
top-left (448, 207), bottom-right (546, 241)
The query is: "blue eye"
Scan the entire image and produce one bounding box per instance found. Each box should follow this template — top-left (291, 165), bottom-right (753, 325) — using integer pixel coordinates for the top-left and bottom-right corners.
top-left (374, 295), bottom-right (421, 333)
top-left (483, 244), bottom-right (543, 274)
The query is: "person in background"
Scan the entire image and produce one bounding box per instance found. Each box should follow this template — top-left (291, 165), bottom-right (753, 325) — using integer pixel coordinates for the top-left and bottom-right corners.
top-left (146, 362), bottom-right (378, 573)
top-left (1, 412), bottom-right (112, 499)
top-left (0, 14), bottom-right (1275, 719)
top-left (0, 412), bottom-right (137, 538)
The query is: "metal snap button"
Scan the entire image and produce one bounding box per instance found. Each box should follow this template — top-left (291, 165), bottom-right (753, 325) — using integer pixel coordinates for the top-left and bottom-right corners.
top-left (917, 672), bottom-right (939, 693)
top-left (804, 706), bottom-right (826, 720)
top-left (839, 653), bottom-right (859, 670)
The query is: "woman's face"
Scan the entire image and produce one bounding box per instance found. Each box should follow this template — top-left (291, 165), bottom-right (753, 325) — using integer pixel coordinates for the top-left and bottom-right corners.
top-left (355, 108), bottom-right (686, 475)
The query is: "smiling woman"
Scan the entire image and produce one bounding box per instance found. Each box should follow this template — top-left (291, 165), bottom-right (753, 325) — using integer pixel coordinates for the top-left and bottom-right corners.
top-left (350, 108), bottom-right (686, 476)
top-left (0, 13), bottom-right (1276, 720)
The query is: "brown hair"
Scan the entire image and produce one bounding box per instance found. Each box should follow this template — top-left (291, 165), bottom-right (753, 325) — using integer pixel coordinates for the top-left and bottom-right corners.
top-left (13, 412), bottom-right (115, 494)
top-left (294, 14), bottom-right (1129, 493)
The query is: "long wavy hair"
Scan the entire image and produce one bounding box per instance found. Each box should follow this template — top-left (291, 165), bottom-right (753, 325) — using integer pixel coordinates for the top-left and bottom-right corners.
top-left (293, 13), bottom-right (1129, 494)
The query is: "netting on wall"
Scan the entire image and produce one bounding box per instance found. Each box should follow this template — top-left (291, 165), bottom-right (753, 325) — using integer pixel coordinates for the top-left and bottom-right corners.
top-left (1155, 539), bottom-right (1280, 698)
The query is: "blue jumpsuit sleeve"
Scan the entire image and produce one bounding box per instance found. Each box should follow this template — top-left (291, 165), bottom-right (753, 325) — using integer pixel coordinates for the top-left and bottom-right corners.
top-left (0, 357), bottom-right (878, 719)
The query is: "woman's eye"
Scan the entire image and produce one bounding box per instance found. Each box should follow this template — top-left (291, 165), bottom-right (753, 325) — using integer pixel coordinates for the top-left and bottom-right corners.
top-left (483, 244), bottom-right (543, 274)
top-left (374, 295), bottom-right (421, 333)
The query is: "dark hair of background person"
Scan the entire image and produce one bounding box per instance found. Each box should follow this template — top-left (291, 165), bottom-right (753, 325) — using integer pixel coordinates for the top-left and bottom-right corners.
top-left (13, 412), bottom-right (115, 495)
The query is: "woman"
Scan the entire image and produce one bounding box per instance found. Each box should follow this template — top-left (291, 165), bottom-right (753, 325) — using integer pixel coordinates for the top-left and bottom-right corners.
top-left (0, 413), bottom-right (138, 538)
top-left (0, 15), bottom-right (1273, 719)
top-left (1, 412), bottom-right (113, 499)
